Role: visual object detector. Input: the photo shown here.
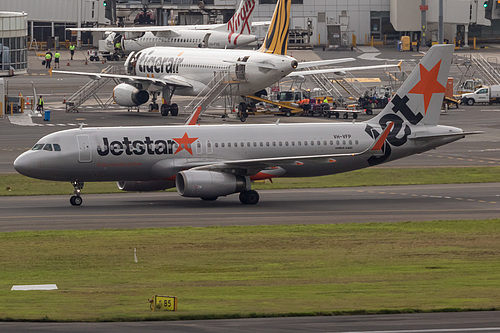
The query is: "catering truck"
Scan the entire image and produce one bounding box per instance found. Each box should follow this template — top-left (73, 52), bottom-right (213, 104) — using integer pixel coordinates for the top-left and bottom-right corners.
top-left (461, 85), bottom-right (500, 106)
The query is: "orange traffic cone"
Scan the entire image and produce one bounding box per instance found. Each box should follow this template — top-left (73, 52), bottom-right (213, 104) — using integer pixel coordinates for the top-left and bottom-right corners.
top-left (62, 96), bottom-right (66, 104)
top-left (85, 58), bottom-right (88, 65)
top-left (67, 61), bottom-right (70, 66)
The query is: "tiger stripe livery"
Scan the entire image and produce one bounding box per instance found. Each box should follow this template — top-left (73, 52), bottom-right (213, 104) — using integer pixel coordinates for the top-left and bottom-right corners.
top-left (259, 0), bottom-right (291, 55)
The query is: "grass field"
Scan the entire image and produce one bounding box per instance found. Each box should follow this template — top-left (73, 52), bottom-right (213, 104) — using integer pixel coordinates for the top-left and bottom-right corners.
top-left (1, 166), bottom-right (499, 196)
top-left (1, 221), bottom-right (500, 322)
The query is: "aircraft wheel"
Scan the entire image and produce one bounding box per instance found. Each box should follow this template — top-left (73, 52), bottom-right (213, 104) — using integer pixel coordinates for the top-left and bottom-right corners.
top-left (170, 103), bottom-right (179, 116)
top-left (353, 113), bottom-right (358, 119)
top-left (239, 190), bottom-right (259, 205)
top-left (160, 104), bottom-right (169, 116)
top-left (343, 113), bottom-right (349, 119)
top-left (70, 196), bottom-right (82, 206)
top-left (238, 102), bottom-right (247, 112)
top-left (149, 103), bottom-right (155, 111)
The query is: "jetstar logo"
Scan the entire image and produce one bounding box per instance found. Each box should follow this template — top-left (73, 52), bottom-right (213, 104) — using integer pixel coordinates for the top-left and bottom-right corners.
top-left (96, 134), bottom-right (198, 156)
top-left (408, 60), bottom-right (446, 114)
top-left (227, 0), bottom-right (256, 44)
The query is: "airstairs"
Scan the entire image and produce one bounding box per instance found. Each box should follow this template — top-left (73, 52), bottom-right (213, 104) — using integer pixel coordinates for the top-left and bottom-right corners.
top-left (457, 54), bottom-right (500, 87)
top-left (182, 70), bottom-right (236, 117)
top-left (65, 65), bottom-right (122, 112)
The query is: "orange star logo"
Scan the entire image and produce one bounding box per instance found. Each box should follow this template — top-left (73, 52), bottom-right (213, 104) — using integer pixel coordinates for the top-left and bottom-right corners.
top-left (173, 132), bottom-right (198, 155)
top-left (408, 60), bottom-right (446, 114)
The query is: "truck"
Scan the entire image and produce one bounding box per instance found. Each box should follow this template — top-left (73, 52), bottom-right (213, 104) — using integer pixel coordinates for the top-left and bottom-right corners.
top-left (461, 85), bottom-right (500, 106)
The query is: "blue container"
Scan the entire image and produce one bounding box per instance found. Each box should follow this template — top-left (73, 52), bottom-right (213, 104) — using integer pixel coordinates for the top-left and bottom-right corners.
top-left (43, 110), bottom-right (51, 121)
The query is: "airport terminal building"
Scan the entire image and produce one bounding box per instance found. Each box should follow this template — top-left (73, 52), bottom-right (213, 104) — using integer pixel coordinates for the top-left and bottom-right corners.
top-left (0, 0), bottom-right (495, 49)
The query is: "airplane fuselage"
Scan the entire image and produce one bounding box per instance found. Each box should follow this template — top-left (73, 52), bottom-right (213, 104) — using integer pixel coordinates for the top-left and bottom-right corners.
top-left (14, 122), bottom-right (463, 183)
top-left (132, 46), bottom-right (298, 96)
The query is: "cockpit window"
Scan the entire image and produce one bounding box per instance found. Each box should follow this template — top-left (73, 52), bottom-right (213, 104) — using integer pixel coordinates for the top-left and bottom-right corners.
top-left (31, 143), bottom-right (61, 151)
top-left (32, 144), bottom-right (44, 151)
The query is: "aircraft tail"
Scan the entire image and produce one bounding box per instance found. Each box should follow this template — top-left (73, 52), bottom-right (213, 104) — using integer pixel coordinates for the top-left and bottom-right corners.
top-left (368, 44), bottom-right (454, 127)
top-left (258, 0), bottom-right (291, 55)
top-left (215, 0), bottom-right (256, 44)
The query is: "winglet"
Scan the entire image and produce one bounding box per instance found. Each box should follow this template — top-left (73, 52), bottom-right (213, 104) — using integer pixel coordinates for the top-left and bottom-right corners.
top-left (397, 60), bottom-right (402, 71)
top-left (371, 122), bottom-right (394, 151)
top-left (185, 106), bottom-right (202, 126)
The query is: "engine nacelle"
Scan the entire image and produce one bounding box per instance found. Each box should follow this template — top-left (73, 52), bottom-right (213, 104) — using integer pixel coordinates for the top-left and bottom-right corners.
top-left (113, 83), bottom-right (149, 107)
top-left (117, 180), bottom-right (175, 192)
top-left (176, 170), bottom-right (246, 199)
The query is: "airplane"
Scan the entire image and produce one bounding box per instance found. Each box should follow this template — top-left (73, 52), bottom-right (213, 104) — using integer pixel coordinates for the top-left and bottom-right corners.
top-left (53, 0), bottom-right (399, 117)
top-left (70, 0), bottom-right (261, 57)
top-left (14, 44), bottom-right (479, 206)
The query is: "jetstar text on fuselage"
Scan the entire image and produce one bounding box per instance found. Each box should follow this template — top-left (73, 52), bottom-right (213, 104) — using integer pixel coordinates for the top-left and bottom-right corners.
top-left (97, 137), bottom-right (180, 156)
top-left (137, 54), bottom-right (184, 74)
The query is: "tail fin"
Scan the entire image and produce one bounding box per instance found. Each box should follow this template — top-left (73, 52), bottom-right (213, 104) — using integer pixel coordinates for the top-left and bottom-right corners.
top-left (368, 44), bottom-right (454, 127)
top-left (218, 0), bottom-right (256, 35)
top-left (258, 0), bottom-right (291, 55)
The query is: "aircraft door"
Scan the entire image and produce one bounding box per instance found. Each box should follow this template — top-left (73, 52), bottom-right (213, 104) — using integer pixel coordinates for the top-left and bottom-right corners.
top-left (76, 135), bottom-right (92, 163)
top-left (235, 56), bottom-right (249, 81)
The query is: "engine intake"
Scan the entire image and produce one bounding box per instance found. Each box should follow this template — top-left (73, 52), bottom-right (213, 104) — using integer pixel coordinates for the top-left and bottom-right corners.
top-left (176, 170), bottom-right (246, 199)
top-left (113, 83), bottom-right (149, 107)
top-left (117, 180), bottom-right (175, 192)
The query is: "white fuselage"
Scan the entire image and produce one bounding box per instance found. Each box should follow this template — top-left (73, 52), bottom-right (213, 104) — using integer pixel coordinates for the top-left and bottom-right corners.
top-left (132, 46), bottom-right (298, 96)
top-left (102, 31), bottom-right (257, 53)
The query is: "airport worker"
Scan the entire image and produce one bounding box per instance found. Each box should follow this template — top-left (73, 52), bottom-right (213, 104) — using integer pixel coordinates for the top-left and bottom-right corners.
top-left (45, 51), bottom-right (52, 68)
top-left (37, 96), bottom-right (44, 111)
top-left (54, 51), bottom-right (60, 68)
top-left (323, 97), bottom-right (328, 104)
top-left (69, 44), bottom-right (75, 60)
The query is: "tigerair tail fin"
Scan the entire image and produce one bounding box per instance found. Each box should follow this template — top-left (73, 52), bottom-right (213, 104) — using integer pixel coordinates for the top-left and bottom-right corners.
top-left (368, 44), bottom-right (454, 127)
top-left (258, 0), bottom-right (291, 55)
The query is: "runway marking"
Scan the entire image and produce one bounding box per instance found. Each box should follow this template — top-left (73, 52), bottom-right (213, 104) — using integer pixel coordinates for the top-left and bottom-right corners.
top-left (338, 328), bottom-right (500, 332)
top-left (356, 190), bottom-right (499, 205)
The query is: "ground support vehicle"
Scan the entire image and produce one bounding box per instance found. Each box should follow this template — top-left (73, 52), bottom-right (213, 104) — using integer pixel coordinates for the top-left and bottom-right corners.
top-left (461, 85), bottom-right (500, 106)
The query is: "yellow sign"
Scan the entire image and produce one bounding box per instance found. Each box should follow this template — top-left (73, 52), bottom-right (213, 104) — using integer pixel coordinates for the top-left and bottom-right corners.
top-left (152, 295), bottom-right (177, 311)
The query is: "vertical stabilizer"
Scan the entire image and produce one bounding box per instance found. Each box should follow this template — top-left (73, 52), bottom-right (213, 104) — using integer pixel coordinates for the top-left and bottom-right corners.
top-left (221, 0), bottom-right (257, 44)
top-left (258, 0), bottom-right (291, 55)
top-left (368, 44), bottom-right (454, 127)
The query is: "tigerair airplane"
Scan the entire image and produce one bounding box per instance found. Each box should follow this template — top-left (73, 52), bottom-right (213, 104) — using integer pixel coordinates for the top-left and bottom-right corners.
top-left (69, 0), bottom-right (261, 55)
top-left (52, 0), bottom-right (398, 116)
top-left (15, 44), bottom-right (478, 206)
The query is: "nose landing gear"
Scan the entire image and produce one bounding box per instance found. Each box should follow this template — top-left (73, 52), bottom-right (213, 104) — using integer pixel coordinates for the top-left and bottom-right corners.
top-left (70, 181), bottom-right (84, 206)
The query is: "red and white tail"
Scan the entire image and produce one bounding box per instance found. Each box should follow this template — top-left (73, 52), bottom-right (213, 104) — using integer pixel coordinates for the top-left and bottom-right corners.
top-left (215, 0), bottom-right (256, 45)
top-left (368, 44), bottom-right (454, 127)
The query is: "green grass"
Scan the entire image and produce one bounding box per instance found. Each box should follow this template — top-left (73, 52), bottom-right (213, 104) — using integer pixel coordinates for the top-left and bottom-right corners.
top-left (1, 220), bottom-right (500, 321)
top-left (1, 167), bottom-right (499, 196)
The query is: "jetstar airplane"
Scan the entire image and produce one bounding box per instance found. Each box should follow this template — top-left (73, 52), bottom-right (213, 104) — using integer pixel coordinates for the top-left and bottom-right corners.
top-left (52, 0), bottom-right (398, 116)
top-left (70, 0), bottom-right (260, 54)
top-left (15, 44), bottom-right (479, 206)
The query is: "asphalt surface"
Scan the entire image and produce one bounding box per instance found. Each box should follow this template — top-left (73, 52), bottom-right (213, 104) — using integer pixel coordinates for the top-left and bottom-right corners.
top-left (1, 46), bottom-right (499, 332)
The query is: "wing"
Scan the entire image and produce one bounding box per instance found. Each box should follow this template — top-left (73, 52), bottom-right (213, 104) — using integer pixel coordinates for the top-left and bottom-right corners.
top-left (289, 61), bottom-right (403, 77)
top-left (296, 58), bottom-right (355, 69)
top-left (50, 69), bottom-right (193, 88)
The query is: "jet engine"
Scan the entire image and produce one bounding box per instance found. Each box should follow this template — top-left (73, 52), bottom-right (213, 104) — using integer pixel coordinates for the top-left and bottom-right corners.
top-left (176, 170), bottom-right (246, 200)
top-left (113, 83), bottom-right (149, 107)
top-left (117, 180), bottom-right (175, 192)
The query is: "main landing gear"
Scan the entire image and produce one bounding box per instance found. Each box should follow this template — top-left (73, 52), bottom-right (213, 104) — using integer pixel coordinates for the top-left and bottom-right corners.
top-left (70, 181), bottom-right (84, 206)
top-left (239, 190), bottom-right (259, 205)
top-left (160, 103), bottom-right (179, 116)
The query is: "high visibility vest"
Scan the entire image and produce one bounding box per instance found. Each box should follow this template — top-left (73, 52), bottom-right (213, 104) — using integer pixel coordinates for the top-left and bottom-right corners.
top-left (38, 98), bottom-right (44, 105)
top-left (69, 45), bottom-right (75, 51)
top-left (55, 53), bottom-right (60, 59)
top-left (45, 53), bottom-right (52, 60)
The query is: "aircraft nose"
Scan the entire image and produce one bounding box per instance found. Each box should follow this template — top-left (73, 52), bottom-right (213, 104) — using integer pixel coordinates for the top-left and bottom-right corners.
top-left (13, 152), bottom-right (34, 177)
